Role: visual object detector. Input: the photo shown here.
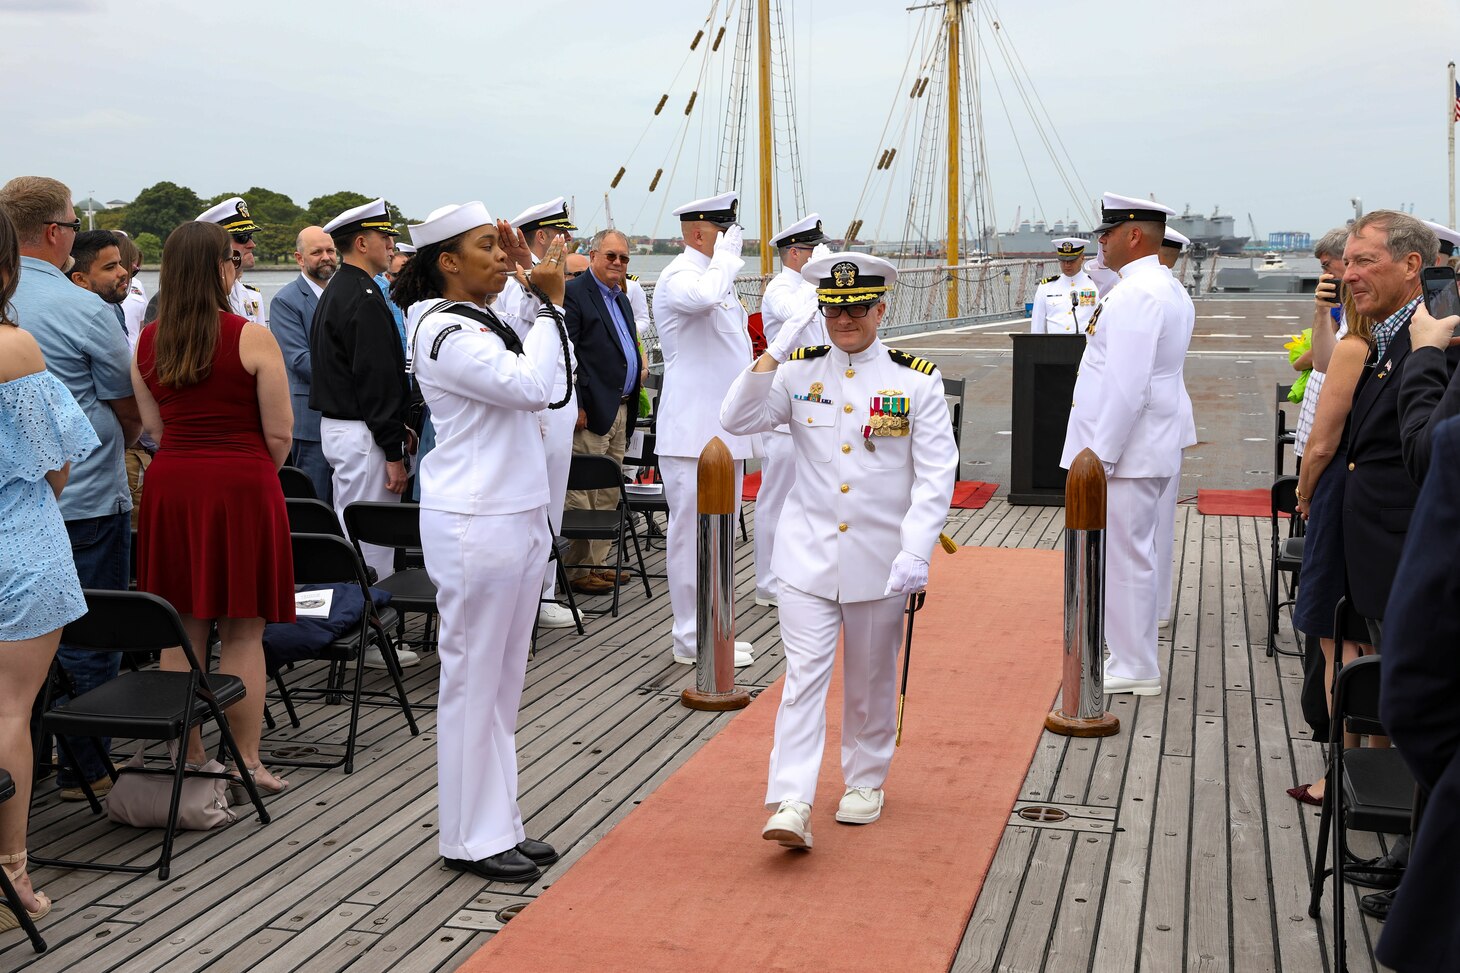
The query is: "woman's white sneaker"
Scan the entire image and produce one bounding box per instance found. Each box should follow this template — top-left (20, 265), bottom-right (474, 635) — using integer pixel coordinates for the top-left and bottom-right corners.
top-left (835, 786), bottom-right (884, 824)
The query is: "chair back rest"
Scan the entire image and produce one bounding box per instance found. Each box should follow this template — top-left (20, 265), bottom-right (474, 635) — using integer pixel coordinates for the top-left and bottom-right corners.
top-left (279, 466), bottom-right (318, 500)
top-left (1271, 475), bottom-right (1299, 518)
top-left (62, 589), bottom-right (196, 661)
top-left (1333, 654), bottom-right (1384, 732)
top-left (567, 453), bottom-right (626, 491)
top-left (344, 501), bottom-right (422, 551)
top-left (286, 498), bottom-right (347, 538)
top-left (624, 432), bottom-right (659, 468)
top-left (290, 532), bottom-right (372, 589)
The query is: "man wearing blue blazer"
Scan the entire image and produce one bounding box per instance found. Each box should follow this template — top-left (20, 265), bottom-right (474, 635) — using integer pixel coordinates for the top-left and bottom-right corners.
top-left (271, 226), bottom-right (338, 502)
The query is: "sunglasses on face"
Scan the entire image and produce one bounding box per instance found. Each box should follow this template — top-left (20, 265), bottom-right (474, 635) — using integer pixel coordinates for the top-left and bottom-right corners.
top-left (223, 253), bottom-right (242, 268)
top-left (820, 304), bottom-right (874, 319)
top-left (231, 231), bottom-right (255, 245)
top-left (47, 219), bottom-right (82, 232)
top-left (566, 270), bottom-right (584, 278)
top-left (597, 252), bottom-right (630, 265)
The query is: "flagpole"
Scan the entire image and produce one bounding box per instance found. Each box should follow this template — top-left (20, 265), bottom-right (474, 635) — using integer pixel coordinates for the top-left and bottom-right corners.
top-left (1450, 61), bottom-right (1456, 228)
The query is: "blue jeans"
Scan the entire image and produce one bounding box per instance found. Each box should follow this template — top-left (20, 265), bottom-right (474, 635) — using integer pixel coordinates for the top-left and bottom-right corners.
top-left (289, 438), bottom-right (334, 505)
top-left (53, 511), bottom-right (130, 787)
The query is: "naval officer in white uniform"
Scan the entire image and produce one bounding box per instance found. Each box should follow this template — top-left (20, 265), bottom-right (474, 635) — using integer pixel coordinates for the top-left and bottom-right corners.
top-left (197, 196), bottom-right (266, 326)
top-left (395, 201), bottom-right (572, 884)
top-left (721, 253), bottom-right (958, 851)
top-left (1029, 237), bottom-right (1098, 334)
top-left (753, 212), bottom-right (829, 607)
top-left (651, 191), bottom-right (761, 667)
top-left (1061, 193), bottom-right (1195, 696)
top-left (1155, 227), bottom-right (1196, 629)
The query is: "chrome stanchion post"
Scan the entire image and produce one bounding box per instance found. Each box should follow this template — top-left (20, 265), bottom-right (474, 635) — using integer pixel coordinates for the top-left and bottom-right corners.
top-left (681, 437), bottom-right (750, 712)
top-left (1045, 448), bottom-right (1120, 737)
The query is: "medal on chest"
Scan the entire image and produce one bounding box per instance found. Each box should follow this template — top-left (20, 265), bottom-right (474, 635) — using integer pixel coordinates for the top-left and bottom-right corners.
top-left (862, 391), bottom-right (910, 450)
top-left (793, 380), bottom-right (833, 406)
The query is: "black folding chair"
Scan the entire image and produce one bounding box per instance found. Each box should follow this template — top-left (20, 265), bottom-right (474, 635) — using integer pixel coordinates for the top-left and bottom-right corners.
top-left (278, 465), bottom-right (318, 500)
top-left (30, 590), bottom-right (268, 881)
top-left (623, 432), bottom-right (670, 561)
top-left (1275, 383), bottom-right (1296, 477)
top-left (1267, 476), bottom-right (1304, 657)
top-left (264, 533), bottom-right (420, 774)
top-left (286, 497), bottom-right (345, 538)
top-left (343, 501), bottom-right (458, 648)
top-left (559, 454), bottom-right (652, 617)
top-left (942, 375), bottom-right (966, 478)
top-left (0, 769), bottom-right (46, 952)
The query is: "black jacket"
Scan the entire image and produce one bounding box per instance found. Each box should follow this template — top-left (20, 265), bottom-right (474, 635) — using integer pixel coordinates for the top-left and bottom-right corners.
top-left (564, 269), bottom-right (642, 436)
top-left (1398, 343), bottom-right (1460, 482)
top-left (307, 263), bottom-right (410, 462)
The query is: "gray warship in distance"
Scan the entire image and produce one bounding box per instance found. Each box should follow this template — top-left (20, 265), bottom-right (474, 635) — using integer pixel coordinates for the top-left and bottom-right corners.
top-left (1169, 205), bottom-right (1250, 255)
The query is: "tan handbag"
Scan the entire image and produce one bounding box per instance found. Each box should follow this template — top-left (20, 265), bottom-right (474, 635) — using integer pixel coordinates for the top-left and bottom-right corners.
top-left (105, 749), bottom-right (238, 830)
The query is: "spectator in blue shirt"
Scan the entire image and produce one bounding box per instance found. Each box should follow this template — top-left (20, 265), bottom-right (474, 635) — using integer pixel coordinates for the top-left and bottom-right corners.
top-left (0, 176), bottom-right (142, 800)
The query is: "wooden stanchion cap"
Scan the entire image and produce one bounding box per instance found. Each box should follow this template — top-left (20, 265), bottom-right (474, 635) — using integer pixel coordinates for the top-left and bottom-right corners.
top-left (697, 437), bottom-right (736, 515)
top-left (1065, 448), bottom-right (1106, 530)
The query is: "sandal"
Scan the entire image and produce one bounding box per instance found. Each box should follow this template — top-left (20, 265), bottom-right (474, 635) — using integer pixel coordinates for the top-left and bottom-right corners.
top-left (0, 852), bottom-right (52, 931)
top-left (227, 764), bottom-right (290, 805)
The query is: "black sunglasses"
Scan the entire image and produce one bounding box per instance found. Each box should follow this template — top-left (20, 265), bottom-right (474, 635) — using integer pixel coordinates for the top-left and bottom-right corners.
top-left (47, 219), bottom-right (82, 232)
top-left (223, 253), bottom-right (242, 268)
top-left (231, 231), bottom-right (255, 244)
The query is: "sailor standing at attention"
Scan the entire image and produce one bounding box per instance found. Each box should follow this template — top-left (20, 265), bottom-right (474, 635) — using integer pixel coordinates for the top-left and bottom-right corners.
top-left (651, 191), bottom-right (761, 667)
top-left (310, 198), bottom-right (412, 582)
top-left (1029, 237), bottom-right (1097, 334)
top-left (196, 196), bottom-right (266, 326)
top-left (721, 253), bottom-right (958, 850)
top-left (394, 201), bottom-right (571, 883)
top-left (753, 212), bottom-right (828, 607)
top-left (1155, 227), bottom-right (1196, 630)
top-left (1061, 193), bottom-right (1195, 696)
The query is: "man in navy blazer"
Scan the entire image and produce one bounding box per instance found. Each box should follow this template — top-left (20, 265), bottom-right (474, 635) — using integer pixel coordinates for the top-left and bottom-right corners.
top-left (562, 228), bottom-right (645, 592)
top-left (270, 226), bottom-right (338, 502)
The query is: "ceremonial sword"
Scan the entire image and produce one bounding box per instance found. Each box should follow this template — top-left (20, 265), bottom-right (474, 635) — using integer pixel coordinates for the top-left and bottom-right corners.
top-left (895, 532), bottom-right (958, 746)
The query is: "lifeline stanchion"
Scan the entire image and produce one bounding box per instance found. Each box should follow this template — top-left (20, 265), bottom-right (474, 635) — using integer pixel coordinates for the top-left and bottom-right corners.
top-left (1045, 448), bottom-right (1120, 737)
top-left (681, 437), bottom-right (750, 712)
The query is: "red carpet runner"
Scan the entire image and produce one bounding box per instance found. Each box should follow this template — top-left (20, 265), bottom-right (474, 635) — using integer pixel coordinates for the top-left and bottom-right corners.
top-left (1197, 488), bottom-right (1281, 518)
top-left (462, 547), bottom-right (1062, 973)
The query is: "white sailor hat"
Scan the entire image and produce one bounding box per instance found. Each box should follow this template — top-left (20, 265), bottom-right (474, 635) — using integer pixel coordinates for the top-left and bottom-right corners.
top-left (801, 252), bottom-right (897, 306)
top-left (394, 242), bottom-right (417, 255)
top-left (772, 212), bottom-right (826, 249)
top-left (1422, 219), bottom-right (1460, 257)
top-left (196, 196), bottom-right (260, 234)
top-left (408, 202), bottom-right (494, 249)
top-left (1052, 237), bottom-right (1087, 259)
top-left (511, 197), bottom-right (577, 234)
top-left (673, 191), bottom-right (738, 227)
top-left (1162, 227), bottom-right (1191, 251)
top-left (323, 198), bottom-right (400, 238)
top-left (1092, 192), bottom-right (1176, 233)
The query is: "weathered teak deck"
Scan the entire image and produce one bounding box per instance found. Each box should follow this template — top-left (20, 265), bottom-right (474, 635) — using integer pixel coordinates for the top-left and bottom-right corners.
top-left (4, 500), bottom-right (1387, 973)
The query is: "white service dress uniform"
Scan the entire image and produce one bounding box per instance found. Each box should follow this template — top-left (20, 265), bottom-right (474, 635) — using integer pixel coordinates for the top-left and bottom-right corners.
top-left (1029, 269), bottom-right (1098, 334)
top-left (721, 340), bottom-right (958, 807)
top-left (1060, 253), bottom-right (1195, 682)
top-left (651, 245), bottom-right (761, 659)
top-left (754, 265), bottom-right (826, 602)
top-left (410, 296), bottom-right (565, 862)
top-left (230, 279), bottom-right (266, 328)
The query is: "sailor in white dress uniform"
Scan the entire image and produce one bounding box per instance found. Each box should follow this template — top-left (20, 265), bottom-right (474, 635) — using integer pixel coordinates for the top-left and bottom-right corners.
top-left (1060, 193), bottom-right (1195, 696)
top-left (197, 196), bottom-right (267, 326)
top-left (1029, 237), bottom-right (1098, 335)
top-left (721, 253), bottom-right (958, 850)
top-left (651, 191), bottom-right (761, 666)
top-left (401, 201), bottom-right (572, 884)
top-left (1156, 227), bottom-right (1196, 627)
top-left (753, 212), bottom-right (829, 606)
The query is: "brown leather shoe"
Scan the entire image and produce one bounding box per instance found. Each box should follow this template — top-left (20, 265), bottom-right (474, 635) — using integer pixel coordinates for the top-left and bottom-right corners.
top-left (571, 575), bottom-right (615, 595)
top-left (594, 570), bottom-right (633, 584)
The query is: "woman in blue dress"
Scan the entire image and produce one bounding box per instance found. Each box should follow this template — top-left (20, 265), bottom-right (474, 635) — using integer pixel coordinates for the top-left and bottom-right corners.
top-left (0, 210), bottom-right (98, 934)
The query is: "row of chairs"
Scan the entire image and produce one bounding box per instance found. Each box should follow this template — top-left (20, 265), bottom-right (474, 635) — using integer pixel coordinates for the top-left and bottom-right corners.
top-left (1267, 383), bottom-right (1305, 657)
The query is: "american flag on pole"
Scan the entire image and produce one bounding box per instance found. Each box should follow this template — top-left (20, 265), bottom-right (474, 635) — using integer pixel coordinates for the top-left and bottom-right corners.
top-left (1454, 79), bottom-right (1460, 121)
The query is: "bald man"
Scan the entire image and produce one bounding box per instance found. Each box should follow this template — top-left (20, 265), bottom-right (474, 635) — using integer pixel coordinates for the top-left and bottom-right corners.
top-left (272, 225), bottom-right (339, 501)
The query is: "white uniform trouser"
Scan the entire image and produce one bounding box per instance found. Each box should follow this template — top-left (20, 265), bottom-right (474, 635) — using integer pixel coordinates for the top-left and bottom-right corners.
top-left (422, 506), bottom-right (548, 861)
top-left (754, 429), bottom-right (796, 599)
top-left (320, 418), bottom-right (395, 581)
top-left (766, 583), bottom-right (905, 807)
top-left (659, 454), bottom-right (743, 659)
top-left (539, 390), bottom-right (577, 599)
top-left (1105, 476), bottom-right (1171, 681)
top-left (1155, 464), bottom-right (1180, 622)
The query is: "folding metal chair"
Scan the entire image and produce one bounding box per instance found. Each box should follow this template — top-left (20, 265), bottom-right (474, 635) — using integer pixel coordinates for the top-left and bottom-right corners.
top-left (1267, 475), bottom-right (1304, 657)
top-left (278, 465), bottom-right (318, 500)
top-left (559, 454), bottom-right (652, 617)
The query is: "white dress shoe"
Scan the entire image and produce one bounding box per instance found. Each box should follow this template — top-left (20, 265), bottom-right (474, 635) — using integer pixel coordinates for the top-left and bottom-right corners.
top-left (835, 786), bottom-right (884, 824)
top-left (537, 602), bottom-right (581, 629)
top-left (364, 643), bottom-right (420, 669)
top-left (671, 647), bottom-right (754, 667)
top-left (1158, 617), bottom-right (1172, 631)
top-left (754, 591), bottom-right (779, 608)
top-left (1103, 672), bottom-right (1162, 696)
top-left (762, 800), bottom-right (813, 849)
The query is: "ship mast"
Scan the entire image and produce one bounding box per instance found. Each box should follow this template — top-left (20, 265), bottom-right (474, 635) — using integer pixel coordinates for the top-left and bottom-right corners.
top-left (945, 0), bottom-right (962, 317)
top-left (757, 0), bottom-right (775, 275)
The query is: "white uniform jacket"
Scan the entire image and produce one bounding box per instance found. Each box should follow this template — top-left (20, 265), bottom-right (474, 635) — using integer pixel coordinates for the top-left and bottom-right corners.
top-left (626, 277), bottom-right (650, 336)
top-left (1060, 254), bottom-right (1195, 477)
top-left (408, 299), bottom-right (564, 515)
top-left (651, 247), bottom-right (761, 460)
top-left (230, 279), bottom-right (266, 327)
top-left (720, 339), bottom-right (958, 602)
top-left (1030, 270), bottom-right (1098, 334)
top-left (760, 267), bottom-right (825, 434)
top-left (493, 273), bottom-right (578, 404)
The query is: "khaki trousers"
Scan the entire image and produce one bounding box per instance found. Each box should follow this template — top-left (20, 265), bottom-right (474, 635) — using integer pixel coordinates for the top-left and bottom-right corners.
top-left (565, 403), bottom-right (628, 578)
top-left (125, 447), bottom-right (152, 530)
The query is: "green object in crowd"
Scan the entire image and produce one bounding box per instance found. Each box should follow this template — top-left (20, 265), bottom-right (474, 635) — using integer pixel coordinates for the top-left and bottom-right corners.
top-left (1285, 328), bottom-right (1313, 404)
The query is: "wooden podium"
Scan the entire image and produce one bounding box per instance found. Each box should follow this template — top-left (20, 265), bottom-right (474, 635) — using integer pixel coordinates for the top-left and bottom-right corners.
top-left (1008, 333), bottom-right (1084, 506)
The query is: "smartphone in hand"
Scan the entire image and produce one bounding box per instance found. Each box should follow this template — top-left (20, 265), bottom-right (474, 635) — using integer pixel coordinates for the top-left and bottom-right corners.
top-left (1421, 265), bottom-right (1460, 318)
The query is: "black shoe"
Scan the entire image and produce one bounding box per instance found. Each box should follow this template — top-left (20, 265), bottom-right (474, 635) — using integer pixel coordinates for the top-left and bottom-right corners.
top-left (1358, 888), bottom-right (1395, 920)
top-left (444, 849), bottom-right (541, 883)
top-left (516, 838), bottom-right (559, 867)
top-left (1347, 852), bottom-right (1404, 890)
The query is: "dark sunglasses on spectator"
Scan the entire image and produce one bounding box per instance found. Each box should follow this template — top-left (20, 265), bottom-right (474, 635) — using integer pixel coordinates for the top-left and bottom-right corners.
top-left (566, 270), bottom-right (584, 278)
top-left (820, 304), bottom-right (873, 319)
top-left (223, 253), bottom-right (243, 268)
top-left (231, 231), bottom-right (255, 244)
top-left (47, 219), bottom-right (82, 232)
top-left (598, 252), bottom-right (630, 265)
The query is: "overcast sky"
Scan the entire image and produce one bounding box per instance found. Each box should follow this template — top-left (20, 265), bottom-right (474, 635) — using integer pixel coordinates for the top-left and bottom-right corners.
top-left (3, 0), bottom-right (1458, 242)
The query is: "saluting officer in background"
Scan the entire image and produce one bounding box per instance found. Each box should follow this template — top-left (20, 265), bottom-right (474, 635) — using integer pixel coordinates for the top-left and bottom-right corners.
top-left (1061, 192), bottom-right (1195, 697)
top-left (651, 191), bottom-right (761, 668)
top-left (753, 212), bottom-right (828, 608)
top-left (196, 196), bottom-right (266, 326)
top-left (1029, 237), bottom-right (1097, 335)
top-left (722, 252), bottom-right (958, 852)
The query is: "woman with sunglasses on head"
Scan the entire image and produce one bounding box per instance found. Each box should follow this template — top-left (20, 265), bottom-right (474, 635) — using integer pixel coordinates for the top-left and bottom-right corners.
top-left (391, 202), bottom-right (571, 884)
top-left (131, 221), bottom-right (295, 797)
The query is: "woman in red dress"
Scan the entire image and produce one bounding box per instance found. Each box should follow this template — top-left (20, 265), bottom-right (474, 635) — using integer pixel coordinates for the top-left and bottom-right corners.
top-left (131, 221), bottom-right (294, 795)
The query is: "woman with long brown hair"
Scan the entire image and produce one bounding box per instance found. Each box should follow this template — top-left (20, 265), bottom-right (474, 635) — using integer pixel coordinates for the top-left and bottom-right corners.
top-left (0, 208), bottom-right (99, 932)
top-left (131, 220), bottom-right (294, 795)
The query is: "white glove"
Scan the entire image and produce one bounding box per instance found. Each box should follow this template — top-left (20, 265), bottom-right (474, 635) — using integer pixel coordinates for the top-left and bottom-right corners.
top-left (716, 224), bottom-right (744, 258)
top-left (811, 242), bottom-right (833, 261)
top-left (766, 302), bottom-right (819, 362)
top-left (884, 552), bottom-right (929, 596)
